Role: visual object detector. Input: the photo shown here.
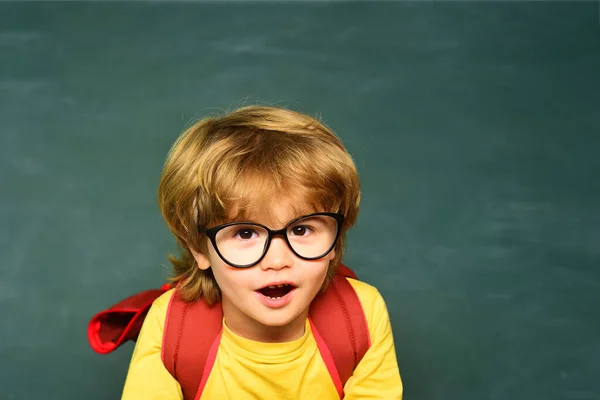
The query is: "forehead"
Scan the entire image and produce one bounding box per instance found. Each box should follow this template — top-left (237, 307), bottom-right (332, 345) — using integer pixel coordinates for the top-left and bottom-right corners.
top-left (207, 167), bottom-right (339, 229)
top-left (228, 196), bottom-right (322, 228)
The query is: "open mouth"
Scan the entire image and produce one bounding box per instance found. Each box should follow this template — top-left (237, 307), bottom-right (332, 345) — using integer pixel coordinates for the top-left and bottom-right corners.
top-left (257, 283), bottom-right (296, 299)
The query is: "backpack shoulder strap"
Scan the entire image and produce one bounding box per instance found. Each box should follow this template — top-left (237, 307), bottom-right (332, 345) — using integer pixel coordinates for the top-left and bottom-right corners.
top-left (309, 264), bottom-right (371, 397)
top-left (161, 290), bottom-right (223, 400)
top-left (161, 264), bottom-right (370, 400)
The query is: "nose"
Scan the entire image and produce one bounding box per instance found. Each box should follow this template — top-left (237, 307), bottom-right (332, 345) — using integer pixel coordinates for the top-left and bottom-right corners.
top-left (259, 236), bottom-right (293, 271)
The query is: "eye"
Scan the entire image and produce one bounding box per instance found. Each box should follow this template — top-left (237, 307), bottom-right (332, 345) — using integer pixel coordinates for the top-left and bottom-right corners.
top-left (290, 225), bottom-right (311, 237)
top-left (234, 228), bottom-right (258, 240)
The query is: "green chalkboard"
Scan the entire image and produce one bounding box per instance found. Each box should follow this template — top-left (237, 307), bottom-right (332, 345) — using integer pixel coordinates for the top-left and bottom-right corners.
top-left (1, 1), bottom-right (599, 399)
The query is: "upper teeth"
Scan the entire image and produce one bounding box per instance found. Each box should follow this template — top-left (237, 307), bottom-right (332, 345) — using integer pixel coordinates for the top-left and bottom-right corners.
top-left (268, 284), bottom-right (288, 288)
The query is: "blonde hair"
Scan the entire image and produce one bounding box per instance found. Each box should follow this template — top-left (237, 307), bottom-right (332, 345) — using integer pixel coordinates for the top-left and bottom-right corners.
top-left (158, 106), bottom-right (360, 304)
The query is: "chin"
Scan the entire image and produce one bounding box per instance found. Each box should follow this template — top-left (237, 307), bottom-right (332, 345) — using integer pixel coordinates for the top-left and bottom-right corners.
top-left (254, 306), bottom-right (307, 328)
top-left (255, 312), bottom-right (299, 327)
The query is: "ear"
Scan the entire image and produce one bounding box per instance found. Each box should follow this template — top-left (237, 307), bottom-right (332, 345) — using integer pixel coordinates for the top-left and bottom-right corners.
top-left (189, 247), bottom-right (211, 270)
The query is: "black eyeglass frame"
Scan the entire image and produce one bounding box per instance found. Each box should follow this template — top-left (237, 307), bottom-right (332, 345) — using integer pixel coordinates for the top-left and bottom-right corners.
top-left (201, 212), bottom-right (345, 269)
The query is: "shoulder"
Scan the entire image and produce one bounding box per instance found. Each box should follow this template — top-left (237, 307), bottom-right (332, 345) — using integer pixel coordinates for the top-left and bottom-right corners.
top-left (144, 289), bottom-right (176, 329)
top-left (346, 277), bottom-right (386, 313)
top-left (345, 277), bottom-right (391, 340)
top-left (154, 288), bottom-right (176, 310)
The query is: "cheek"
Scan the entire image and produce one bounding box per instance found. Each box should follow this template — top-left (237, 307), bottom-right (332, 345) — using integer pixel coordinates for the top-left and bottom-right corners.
top-left (206, 248), bottom-right (240, 290)
top-left (211, 263), bottom-right (255, 296)
top-left (306, 261), bottom-right (330, 286)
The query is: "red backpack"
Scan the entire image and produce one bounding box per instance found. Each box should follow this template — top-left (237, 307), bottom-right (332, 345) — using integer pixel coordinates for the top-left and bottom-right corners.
top-left (88, 264), bottom-right (371, 399)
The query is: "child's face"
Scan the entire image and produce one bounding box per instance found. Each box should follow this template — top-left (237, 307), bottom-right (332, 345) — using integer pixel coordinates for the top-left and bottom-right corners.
top-left (192, 197), bottom-right (336, 342)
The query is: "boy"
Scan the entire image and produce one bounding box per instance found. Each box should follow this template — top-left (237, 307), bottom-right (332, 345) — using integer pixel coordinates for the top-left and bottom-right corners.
top-left (121, 106), bottom-right (403, 399)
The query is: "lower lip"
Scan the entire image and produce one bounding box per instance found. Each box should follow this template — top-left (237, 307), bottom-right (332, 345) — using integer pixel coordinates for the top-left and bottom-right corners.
top-left (255, 288), bottom-right (297, 308)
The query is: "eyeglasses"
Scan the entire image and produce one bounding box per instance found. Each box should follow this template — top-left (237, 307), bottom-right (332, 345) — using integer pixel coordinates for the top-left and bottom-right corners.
top-left (202, 212), bottom-right (344, 268)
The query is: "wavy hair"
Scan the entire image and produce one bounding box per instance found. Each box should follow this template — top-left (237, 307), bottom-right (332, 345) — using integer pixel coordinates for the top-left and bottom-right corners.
top-left (158, 106), bottom-right (360, 304)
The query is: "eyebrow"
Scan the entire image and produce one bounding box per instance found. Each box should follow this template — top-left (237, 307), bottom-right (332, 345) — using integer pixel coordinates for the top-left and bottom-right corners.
top-left (224, 208), bottom-right (320, 228)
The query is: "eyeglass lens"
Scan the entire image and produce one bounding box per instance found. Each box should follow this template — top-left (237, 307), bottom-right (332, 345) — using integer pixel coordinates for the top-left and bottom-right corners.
top-left (214, 214), bottom-right (339, 267)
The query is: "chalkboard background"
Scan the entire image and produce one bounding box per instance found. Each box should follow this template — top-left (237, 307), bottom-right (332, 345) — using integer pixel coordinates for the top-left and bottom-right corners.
top-left (1, 1), bottom-right (599, 399)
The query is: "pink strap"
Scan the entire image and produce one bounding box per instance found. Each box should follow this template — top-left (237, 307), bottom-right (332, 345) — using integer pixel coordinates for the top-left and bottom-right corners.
top-left (163, 264), bottom-right (370, 399)
top-left (309, 318), bottom-right (344, 397)
top-left (309, 271), bottom-right (371, 396)
top-left (194, 331), bottom-right (222, 400)
top-left (162, 291), bottom-right (223, 400)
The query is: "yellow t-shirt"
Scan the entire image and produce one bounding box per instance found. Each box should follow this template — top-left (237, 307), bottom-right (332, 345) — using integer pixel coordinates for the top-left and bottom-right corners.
top-left (122, 278), bottom-right (403, 399)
